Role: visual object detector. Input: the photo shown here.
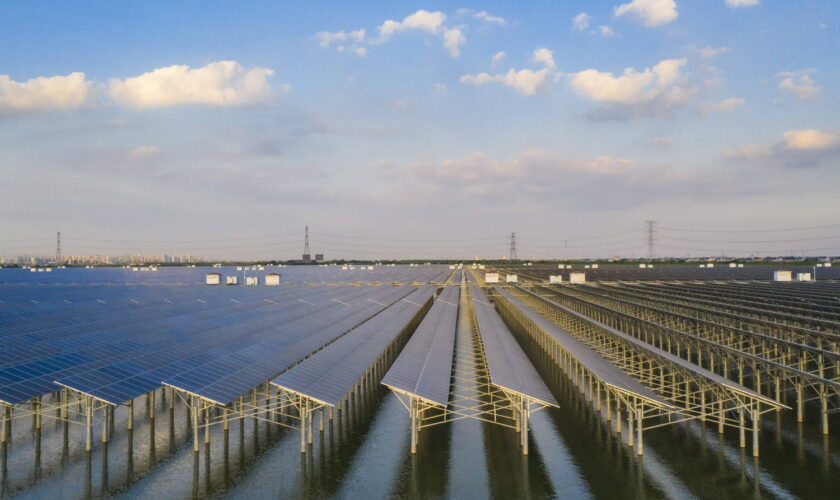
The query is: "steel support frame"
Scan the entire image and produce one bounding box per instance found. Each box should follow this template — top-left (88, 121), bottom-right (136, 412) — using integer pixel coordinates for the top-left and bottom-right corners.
top-left (509, 286), bottom-right (784, 456)
top-left (537, 284), bottom-right (840, 434)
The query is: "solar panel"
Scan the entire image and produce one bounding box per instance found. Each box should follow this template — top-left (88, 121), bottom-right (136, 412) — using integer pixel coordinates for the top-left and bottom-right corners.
top-left (164, 285), bottom-right (420, 405)
top-left (517, 286), bottom-right (781, 404)
top-left (469, 286), bottom-right (558, 407)
top-left (0, 265), bottom-right (453, 405)
top-left (493, 286), bottom-right (667, 405)
top-left (272, 286), bottom-right (436, 406)
top-left (2, 286), bottom-right (330, 403)
top-left (381, 285), bottom-right (459, 406)
top-left (56, 285), bottom-right (386, 404)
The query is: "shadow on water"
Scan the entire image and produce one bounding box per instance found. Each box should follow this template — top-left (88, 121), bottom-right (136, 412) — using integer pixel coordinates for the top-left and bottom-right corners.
top-left (389, 410), bottom-right (451, 499)
top-left (481, 421), bottom-right (556, 499)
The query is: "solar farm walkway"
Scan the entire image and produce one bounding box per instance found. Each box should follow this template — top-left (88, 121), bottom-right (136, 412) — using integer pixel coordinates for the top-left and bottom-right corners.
top-left (382, 276), bottom-right (558, 455)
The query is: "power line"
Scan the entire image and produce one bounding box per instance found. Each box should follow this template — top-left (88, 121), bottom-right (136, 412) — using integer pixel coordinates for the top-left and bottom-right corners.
top-left (658, 234), bottom-right (840, 244)
top-left (657, 222), bottom-right (840, 233)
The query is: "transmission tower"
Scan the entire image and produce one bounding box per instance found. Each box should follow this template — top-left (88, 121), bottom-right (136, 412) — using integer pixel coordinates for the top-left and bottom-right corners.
top-left (509, 232), bottom-right (518, 260)
top-left (56, 231), bottom-right (61, 265)
top-left (645, 220), bottom-right (656, 260)
top-left (302, 225), bottom-right (311, 261)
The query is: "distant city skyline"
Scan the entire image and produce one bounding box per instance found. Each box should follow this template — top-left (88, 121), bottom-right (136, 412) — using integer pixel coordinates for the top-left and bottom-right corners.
top-left (2, 1), bottom-right (838, 259)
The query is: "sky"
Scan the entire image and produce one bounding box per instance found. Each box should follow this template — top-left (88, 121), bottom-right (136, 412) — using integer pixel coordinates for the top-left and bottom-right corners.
top-left (1, 0), bottom-right (839, 260)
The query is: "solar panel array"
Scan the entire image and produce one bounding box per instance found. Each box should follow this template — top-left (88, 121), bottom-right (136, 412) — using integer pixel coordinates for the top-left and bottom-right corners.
top-left (58, 286), bottom-right (397, 405)
top-left (162, 285), bottom-right (419, 405)
top-left (469, 286), bottom-right (558, 407)
top-left (493, 286), bottom-right (667, 405)
top-left (381, 285), bottom-right (460, 406)
top-left (525, 287), bottom-right (777, 403)
top-left (0, 265), bottom-right (450, 406)
top-left (0, 264), bottom-right (453, 287)
top-left (496, 264), bottom-right (840, 283)
top-left (271, 286), bottom-right (437, 406)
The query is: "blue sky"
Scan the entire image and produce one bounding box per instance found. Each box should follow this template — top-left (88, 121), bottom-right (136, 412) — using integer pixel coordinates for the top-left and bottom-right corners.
top-left (1, 1), bottom-right (838, 259)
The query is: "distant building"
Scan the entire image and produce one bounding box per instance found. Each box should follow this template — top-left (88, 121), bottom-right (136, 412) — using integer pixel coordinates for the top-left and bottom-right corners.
top-left (315, 254), bottom-right (324, 262)
top-left (302, 254), bottom-right (311, 262)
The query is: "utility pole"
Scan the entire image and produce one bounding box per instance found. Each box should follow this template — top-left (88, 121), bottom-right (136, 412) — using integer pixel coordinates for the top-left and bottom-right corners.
top-left (509, 232), bottom-right (518, 261)
top-left (645, 220), bottom-right (656, 260)
top-left (56, 231), bottom-right (61, 265)
top-left (302, 226), bottom-right (311, 262)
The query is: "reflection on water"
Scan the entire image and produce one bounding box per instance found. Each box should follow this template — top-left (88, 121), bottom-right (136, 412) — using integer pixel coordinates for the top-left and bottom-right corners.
top-left (1, 349), bottom-right (839, 499)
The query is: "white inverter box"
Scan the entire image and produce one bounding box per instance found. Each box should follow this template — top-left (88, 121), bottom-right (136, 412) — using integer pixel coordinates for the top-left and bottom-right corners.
top-left (569, 272), bottom-right (586, 284)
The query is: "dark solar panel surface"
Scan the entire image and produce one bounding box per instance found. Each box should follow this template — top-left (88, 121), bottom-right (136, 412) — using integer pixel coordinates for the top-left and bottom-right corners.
top-left (0, 265), bottom-right (449, 404)
top-left (55, 286), bottom-right (375, 404)
top-left (272, 286), bottom-right (436, 406)
top-left (163, 285), bottom-right (420, 405)
top-left (381, 285), bottom-right (459, 406)
top-left (469, 286), bottom-right (558, 407)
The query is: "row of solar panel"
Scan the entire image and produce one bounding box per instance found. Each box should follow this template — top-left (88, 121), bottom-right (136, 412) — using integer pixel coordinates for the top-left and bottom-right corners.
top-left (492, 286), bottom-right (665, 404)
top-left (164, 285), bottom-right (420, 405)
top-left (519, 286), bottom-right (778, 403)
top-left (469, 286), bottom-right (558, 407)
top-left (0, 285), bottom-right (415, 405)
top-left (272, 286), bottom-right (437, 406)
top-left (1, 286), bottom-right (344, 402)
top-left (381, 285), bottom-right (460, 406)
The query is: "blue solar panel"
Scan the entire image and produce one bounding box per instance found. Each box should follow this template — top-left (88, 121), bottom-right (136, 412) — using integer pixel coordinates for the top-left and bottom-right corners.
top-left (163, 285), bottom-right (420, 405)
top-left (272, 286), bottom-right (436, 406)
top-left (0, 265), bottom-right (452, 405)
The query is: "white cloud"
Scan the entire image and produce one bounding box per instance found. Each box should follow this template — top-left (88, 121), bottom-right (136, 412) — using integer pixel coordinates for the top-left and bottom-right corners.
top-left (726, 129), bottom-right (840, 163)
top-left (783, 129), bottom-right (840, 151)
top-left (460, 68), bottom-right (550, 96)
top-left (573, 12), bottom-right (591, 30)
top-left (594, 25), bottom-right (617, 37)
top-left (614, 0), bottom-right (678, 27)
top-left (532, 47), bottom-right (556, 69)
top-left (0, 72), bottom-right (94, 113)
top-left (378, 10), bottom-right (446, 39)
top-left (434, 83), bottom-right (447, 93)
top-left (129, 146), bottom-right (160, 159)
top-left (570, 58), bottom-right (696, 117)
top-left (694, 46), bottom-right (731, 58)
top-left (316, 29), bottom-right (365, 48)
top-left (375, 10), bottom-right (465, 57)
top-left (353, 47), bottom-right (368, 57)
top-left (109, 61), bottom-right (277, 109)
top-left (777, 71), bottom-right (820, 101)
top-left (474, 11), bottom-right (506, 25)
top-left (491, 51), bottom-right (506, 66)
top-left (378, 149), bottom-right (712, 210)
top-left (443, 28), bottom-right (466, 57)
top-left (726, 0), bottom-right (759, 7)
top-left (699, 97), bottom-right (744, 114)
